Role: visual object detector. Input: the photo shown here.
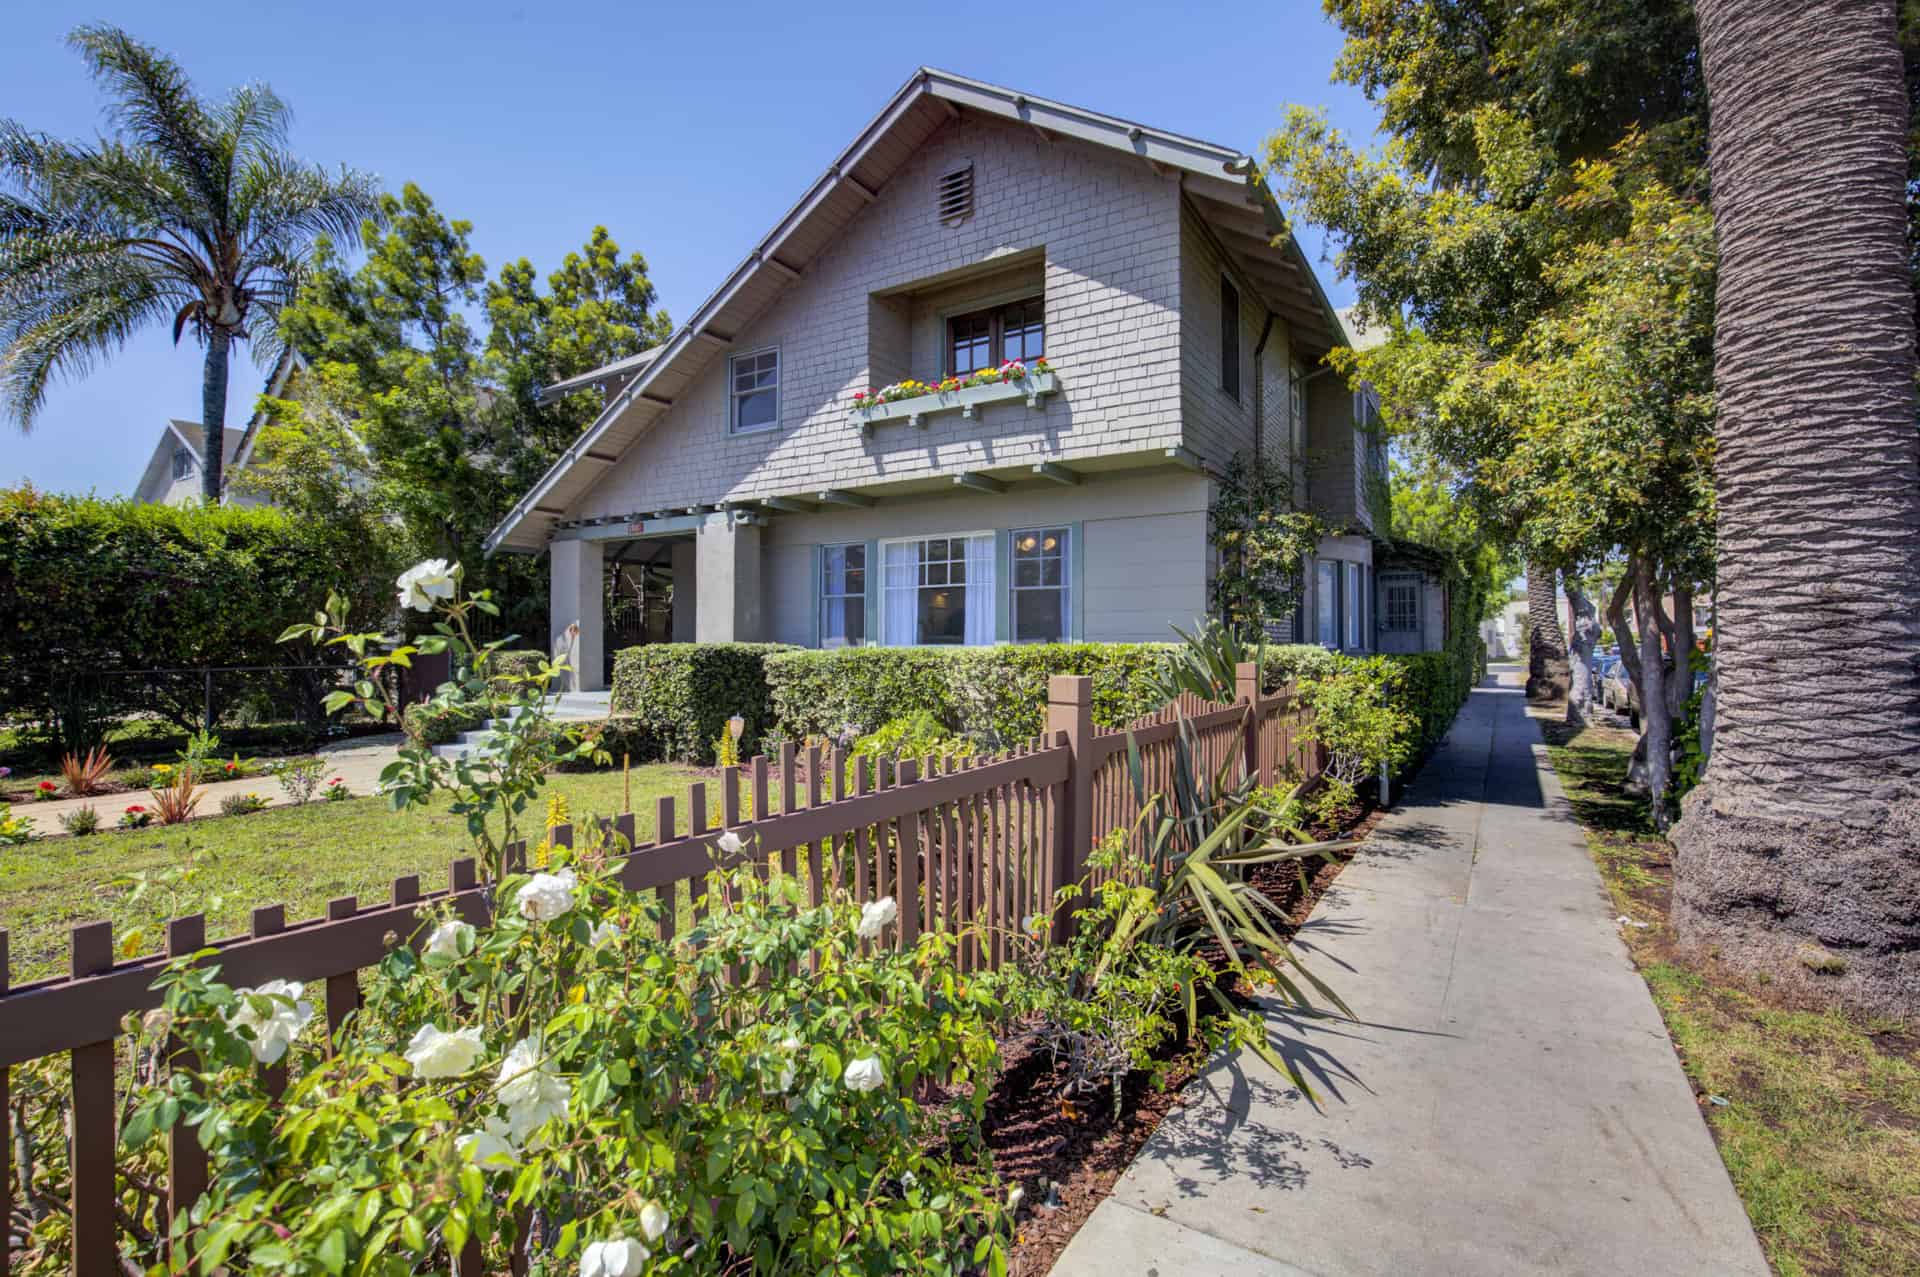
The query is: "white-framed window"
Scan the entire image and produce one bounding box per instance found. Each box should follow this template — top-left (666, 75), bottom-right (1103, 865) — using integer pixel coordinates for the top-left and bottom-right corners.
top-left (881, 533), bottom-right (996, 646)
top-left (1383, 579), bottom-right (1419, 632)
top-left (1344, 562), bottom-right (1364, 649)
top-left (729, 348), bottom-right (779, 434)
top-left (819, 543), bottom-right (866, 648)
top-left (171, 447), bottom-right (195, 480)
top-left (1315, 560), bottom-right (1338, 648)
top-left (1011, 525), bottom-right (1070, 643)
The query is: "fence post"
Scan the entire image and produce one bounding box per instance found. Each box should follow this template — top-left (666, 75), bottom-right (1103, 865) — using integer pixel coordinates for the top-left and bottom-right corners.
top-left (1044, 675), bottom-right (1094, 944)
top-left (1235, 661), bottom-right (1265, 786)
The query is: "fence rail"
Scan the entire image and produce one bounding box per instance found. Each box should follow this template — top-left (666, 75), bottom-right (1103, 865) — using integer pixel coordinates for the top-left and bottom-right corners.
top-left (0, 664), bottom-right (1316, 1275)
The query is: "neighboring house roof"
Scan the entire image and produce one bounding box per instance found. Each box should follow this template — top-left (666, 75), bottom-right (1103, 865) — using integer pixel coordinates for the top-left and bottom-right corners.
top-left (486, 66), bottom-right (1346, 555)
top-left (1336, 305), bottom-right (1389, 352)
top-left (534, 346), bottom-right (665, 406)
top-left (131, 418), bottom-right (246, 503)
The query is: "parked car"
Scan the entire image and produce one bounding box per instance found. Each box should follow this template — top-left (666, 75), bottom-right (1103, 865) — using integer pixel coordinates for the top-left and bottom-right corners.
top-left (1601, 659), bottom-right (1635, 718)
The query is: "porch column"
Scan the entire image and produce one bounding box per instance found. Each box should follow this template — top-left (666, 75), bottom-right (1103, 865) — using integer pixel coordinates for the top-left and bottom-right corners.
top-left (695, 512), bottom-right (763, 642)
top-left (670, 539), bottom-right (697, 642)
top-left (550, 538), bottom-right (605, 692)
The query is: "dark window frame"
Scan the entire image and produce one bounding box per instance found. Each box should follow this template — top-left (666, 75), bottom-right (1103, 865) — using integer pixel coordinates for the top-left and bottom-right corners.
top-left (1220, 273), bottom-right (1242, 400)
top-left (1010, 525), bottom-right (1071, 643)
top-left (946, 296), bottom-right (1045, 377)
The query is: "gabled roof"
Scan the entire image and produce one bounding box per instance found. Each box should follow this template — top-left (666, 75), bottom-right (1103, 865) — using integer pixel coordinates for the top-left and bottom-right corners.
top-left (232, 348), bottom-right (307, 471)
top-left (534, 346), bottom-right (664, 406)
top-left (486, 67), bottom-right (1346, 554)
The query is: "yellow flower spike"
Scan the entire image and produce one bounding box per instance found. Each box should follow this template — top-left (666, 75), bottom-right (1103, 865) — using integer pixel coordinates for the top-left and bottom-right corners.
top-left (532, 838), bottom-right (552, 869)
top-left (544, 792), bottom-right (570, 832)
top-left (567, 983), bottom-right (586, 1005)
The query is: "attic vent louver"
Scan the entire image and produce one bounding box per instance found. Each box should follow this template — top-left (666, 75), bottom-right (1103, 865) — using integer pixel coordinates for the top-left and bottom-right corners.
top-left (937, 164), bottom-right (974, 224)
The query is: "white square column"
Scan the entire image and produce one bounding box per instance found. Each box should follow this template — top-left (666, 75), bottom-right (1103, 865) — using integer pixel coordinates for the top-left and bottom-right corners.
top-left (549, 537), bottom-right (605, 691)
top-left (695, 513), bottom-right (763, 642)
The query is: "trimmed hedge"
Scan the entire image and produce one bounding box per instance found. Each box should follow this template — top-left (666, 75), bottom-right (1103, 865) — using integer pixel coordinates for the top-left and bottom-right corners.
top-left (552, 716), bottom-right (659, 773)
top-left (610, 644), bottom-right (794, 763)
top-left (401, 701), bottom-right (484, 748)
top-left (764, 644), bottom-right (1182, 748)
top-left (485, 649), bottom-right (550, 697)
top-left (0, 487), bottom-right (396, 743)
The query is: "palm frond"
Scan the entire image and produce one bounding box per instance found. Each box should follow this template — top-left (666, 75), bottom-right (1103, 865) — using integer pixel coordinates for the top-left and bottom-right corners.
top-left (65, 25), bottom-right (224, 219)
top-left (1, 276), bottom-right (170, 425)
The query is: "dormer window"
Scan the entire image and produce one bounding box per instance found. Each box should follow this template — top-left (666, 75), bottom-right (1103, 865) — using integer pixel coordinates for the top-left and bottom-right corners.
top-left (171, 447), bottom-right (195, 480)
top-left (947, 297), bottom-right (1044, 376)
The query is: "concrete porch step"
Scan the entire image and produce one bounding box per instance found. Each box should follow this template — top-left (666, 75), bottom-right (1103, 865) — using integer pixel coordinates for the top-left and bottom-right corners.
top-left (430, 694), bottom-right (612, 760)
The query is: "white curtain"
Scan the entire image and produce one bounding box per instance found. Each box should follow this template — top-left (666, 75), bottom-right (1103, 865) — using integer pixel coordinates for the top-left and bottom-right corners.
top-left (883, 541), bottom-right (917, 645)
top-left (965, 533), bottom-right (996, 647)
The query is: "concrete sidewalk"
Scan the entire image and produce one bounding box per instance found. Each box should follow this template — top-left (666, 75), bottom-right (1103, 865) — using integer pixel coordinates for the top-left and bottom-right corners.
top-left (1052, 667), bottom-right (1767, 1277)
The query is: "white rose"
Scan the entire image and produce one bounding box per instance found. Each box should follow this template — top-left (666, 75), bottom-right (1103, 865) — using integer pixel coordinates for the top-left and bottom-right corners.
top-left (589, 920), bottom-right (622, 947)
top-left (396, 558), bottom-right (461, 612)
top-left (639, 1199), bottom-right (669, 1243)
top-left (517, 869), bottom-right (578, 922)
top-left (456, 1118), bottom-right (518, 1170)
top-left (424, 920), bottom-right (474, 961)
top-left (404, 1024), bottom-right (485, 1079)
top-left (579, 1238), bottom-right (648, 1277)
top-left (1007, 1185), bottom-right (1026, 1211)
top-left (763, 1035), bottom-right (803, 1094)
top-left (226, 979), bottom-right (314, 1065)
top-left (842, 1054), bottom-right (885, 1093)
top-left (857, 897), bottom-right (898, 941)
top-left (497, 1038), bottom-right (569, 1140)
top-left (715, 830), bottom-right (744, 857)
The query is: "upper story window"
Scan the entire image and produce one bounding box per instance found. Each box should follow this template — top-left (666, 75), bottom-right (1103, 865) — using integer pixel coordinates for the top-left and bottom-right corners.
top-left (1220, 274), bottom-right (1242, 400)
top-left (947, 298), bottom-right (1044, 377)
top-left (729, 348), bottom-right (779, 434)
top-left (171, 447), bottom-right (195, 480)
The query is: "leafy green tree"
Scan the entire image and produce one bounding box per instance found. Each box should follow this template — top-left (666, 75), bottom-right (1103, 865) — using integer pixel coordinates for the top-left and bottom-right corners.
top-left (0, 25), bottom-right (381, 500)
top-left (273, 185), bottom-right (670, 638)
top-left (1268, 5), bottom-right (1717, 823)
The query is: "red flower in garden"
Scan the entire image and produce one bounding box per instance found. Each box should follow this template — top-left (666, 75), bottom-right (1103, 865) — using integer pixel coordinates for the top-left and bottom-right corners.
top-left (126, 805), bottom-right (145, 813)
top-left (37, 780), bottom-right (56, 792)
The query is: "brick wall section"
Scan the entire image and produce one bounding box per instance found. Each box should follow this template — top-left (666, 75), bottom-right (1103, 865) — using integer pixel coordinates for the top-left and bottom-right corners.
top-left (573, 115), bottom-right (1184, 518)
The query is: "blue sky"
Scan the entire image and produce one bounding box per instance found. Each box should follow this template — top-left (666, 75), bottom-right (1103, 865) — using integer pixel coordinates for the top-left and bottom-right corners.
top-left (2, 0), bottom-right (1382, 497)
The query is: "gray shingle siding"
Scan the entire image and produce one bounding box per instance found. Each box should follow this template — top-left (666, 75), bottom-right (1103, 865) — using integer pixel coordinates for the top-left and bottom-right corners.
top-left (573, 113), bottom-right (1184, 517)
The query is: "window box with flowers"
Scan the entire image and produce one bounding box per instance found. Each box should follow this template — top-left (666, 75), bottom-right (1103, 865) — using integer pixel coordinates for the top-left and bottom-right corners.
top-left (850, 359), bottom-right (1057, 432)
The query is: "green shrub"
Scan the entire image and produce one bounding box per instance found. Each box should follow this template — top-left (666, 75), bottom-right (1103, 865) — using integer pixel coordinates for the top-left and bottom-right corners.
top-left (400, 700), bottom-right (484, 748)
top-left (218, 792), bottom-right (270, 817)
top-left (60, 805), bottom-right (101, 836)
top-left (1262, 643), bottom-right (1343, 690)
top-left (764, 643), bottom-right (1180, 750)
top-left (762, 648), bottom-right (957, 744)
top-left (0, 487), bottom-right (396, 746)
top-left (553, 716), bottom-right (660, 772)
top-left (484, 648), bottom-right (551, 699)
top-left (609, 643), bottom-right (793, 764)
top-left (853, 712), bottom-right (974, 770)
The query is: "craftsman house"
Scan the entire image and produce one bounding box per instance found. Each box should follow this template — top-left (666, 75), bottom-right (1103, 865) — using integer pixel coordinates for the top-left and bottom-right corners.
top-left (487, 69), bottom-right (1394, 688)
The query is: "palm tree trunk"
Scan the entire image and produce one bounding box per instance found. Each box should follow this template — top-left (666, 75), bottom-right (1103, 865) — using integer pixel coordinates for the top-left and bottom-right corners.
top-left (200, 328), bottom-right (230, 503)
top-left (1523, 560), bottom-right (1567, 700)
top-left (1673, 0), bottom-right (1920, 1016)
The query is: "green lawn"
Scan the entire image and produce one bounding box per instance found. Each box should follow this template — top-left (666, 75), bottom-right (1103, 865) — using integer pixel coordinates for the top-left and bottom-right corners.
top-left (0, 764), bottom-right (700, 983)
top-left (1542, 720), bottom-right (1920, 1277)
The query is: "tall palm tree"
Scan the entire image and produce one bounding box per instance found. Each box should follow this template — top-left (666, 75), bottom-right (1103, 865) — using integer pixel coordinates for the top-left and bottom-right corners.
top-left (1523, 559), bottom-right (1567, 700)
top-left (0, 25), bottom-right (381, 500)
top-left (1673, 0), bottom-right (1920, 1016)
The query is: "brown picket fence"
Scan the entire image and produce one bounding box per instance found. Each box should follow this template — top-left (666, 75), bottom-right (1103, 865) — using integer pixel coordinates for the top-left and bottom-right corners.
top-left (0, 664), bottom-right (1315, 1275)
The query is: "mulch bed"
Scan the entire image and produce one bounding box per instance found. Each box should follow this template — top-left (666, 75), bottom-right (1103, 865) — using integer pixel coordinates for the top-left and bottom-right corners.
top-left (993, 798), bottom-right (1385, 1274)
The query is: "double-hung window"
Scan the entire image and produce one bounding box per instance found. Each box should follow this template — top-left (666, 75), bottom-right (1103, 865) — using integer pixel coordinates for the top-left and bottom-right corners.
top-left (881, 534), bottom-right (996, 646)
top-left (171, 448), bottom-right (194, 480)
top-left (819, 543), bottom-right (867, 648)
top-left (729, 349), bottom-right (779, 434)
top-left (1220, 275), bottom-right (1241, 400)
top-left (946, 298), bottom-right (1044, 376)
top-left (1345, 562), bottom-right (1364, 650)
top-left (1011, 526), bottom-right (1070, 642)
top-left (1315, 560), bottom-right (1338, 649)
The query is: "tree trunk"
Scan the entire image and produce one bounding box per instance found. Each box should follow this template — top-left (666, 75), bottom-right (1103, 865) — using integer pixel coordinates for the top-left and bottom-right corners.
top-left (1565, 578), bottom-right (1601, 725)
top-left (1673, 0), bottom-right (1920, 1016)
top-left (1524, 559), bottom-right (1568, 701)
top-left (200, 329), bottom-right (231, 503)
top-left (1632, 565), bottom-right (1675, 830)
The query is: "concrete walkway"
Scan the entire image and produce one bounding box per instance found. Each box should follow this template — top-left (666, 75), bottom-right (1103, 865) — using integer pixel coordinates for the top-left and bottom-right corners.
top-left (1052, 667), bottom-right (1767, 1277)
top-left (12, 733), bottom-right (403, 834)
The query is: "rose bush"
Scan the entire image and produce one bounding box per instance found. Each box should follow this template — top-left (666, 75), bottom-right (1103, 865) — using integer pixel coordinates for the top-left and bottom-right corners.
top-left (125, 828), bottom-right (1014, 1274)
